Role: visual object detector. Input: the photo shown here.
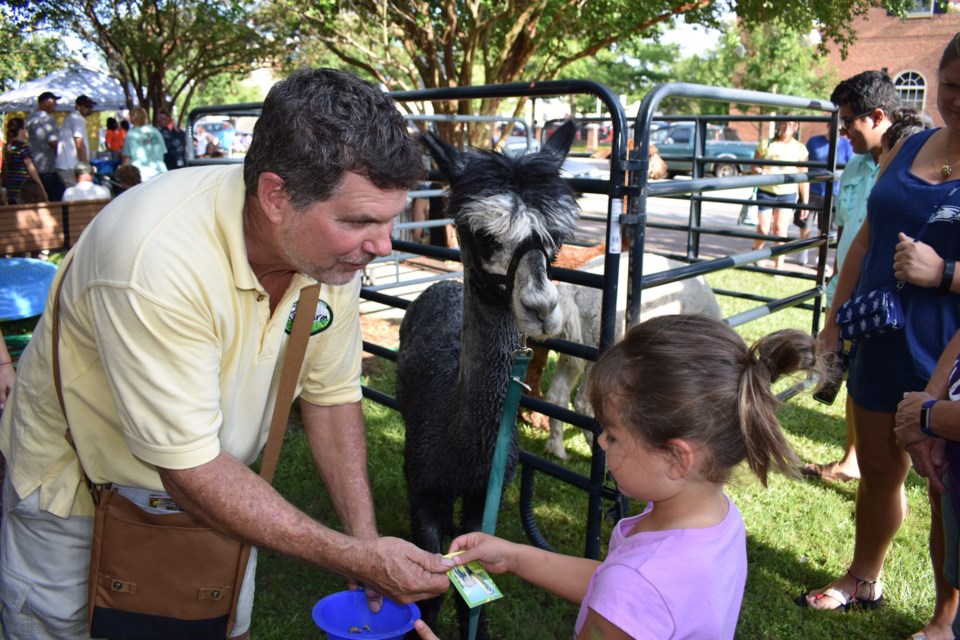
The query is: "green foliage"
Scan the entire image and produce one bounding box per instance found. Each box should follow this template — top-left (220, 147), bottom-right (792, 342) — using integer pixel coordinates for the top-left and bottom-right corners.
top-left (0, 9), bottom-right (69, 92)
top-left (188, 72), bottom-right (265, 112)
top-left (278, 0), bottom-right (898, 123)
top-left (20, 0), bottom-right (284, 123)
top-left (663, 17), bottom-right (839, 117)
top-left (556, 38), bottom-right (682, 116)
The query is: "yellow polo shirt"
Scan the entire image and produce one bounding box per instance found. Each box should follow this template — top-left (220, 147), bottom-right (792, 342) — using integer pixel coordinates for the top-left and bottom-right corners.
top-left (0, 165), bottom-right (363, 517)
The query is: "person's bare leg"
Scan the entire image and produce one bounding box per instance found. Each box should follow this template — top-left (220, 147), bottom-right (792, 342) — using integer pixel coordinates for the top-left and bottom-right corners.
top-left (754, 209), bottom-right (772, 264)
top-left (916, 481), bottom-right (959, 640)
top-left (804, 403), bottom-right (910, 608)
top-left (771, 207), bottom-right (790, 270)
top-left (808, 395), bottom-right (860, 481)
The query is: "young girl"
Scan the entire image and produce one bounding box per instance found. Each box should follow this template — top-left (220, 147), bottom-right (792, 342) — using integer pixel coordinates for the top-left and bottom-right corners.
top-left (414, 314), bottom-right (823, 640)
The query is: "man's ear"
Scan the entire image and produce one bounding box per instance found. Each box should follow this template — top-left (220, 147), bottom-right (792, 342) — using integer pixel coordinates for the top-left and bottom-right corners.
top-left (257, 172), bottom-right (289, 224)
top-left (663, 438), bottom-right (696, 480)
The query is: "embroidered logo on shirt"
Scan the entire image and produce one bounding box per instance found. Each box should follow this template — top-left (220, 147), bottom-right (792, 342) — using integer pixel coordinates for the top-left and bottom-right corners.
top-left (285, 298), bottom-right (333, 335)
top-left (928, 204), bottom-right (960, 224)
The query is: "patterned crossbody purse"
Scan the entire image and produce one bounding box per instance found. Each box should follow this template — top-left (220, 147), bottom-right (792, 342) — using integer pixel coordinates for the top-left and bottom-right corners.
top-left (835, 185), bottom-right (957, 342)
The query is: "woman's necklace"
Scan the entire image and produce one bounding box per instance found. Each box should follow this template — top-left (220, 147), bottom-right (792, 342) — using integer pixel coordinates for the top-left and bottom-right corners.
top-left (944, 135), bottom-right (960, 178)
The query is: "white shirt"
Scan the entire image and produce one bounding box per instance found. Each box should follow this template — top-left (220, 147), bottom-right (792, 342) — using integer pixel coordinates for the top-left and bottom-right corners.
top-left (63, 180), bottom-right (111, 202)
top-left (56, 111), bottom-right (89, 171)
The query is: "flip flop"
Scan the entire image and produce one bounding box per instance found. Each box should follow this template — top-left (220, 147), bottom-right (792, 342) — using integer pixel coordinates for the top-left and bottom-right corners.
top-left (796, 572), bottom-right (883, 612)
top-left (801, 462), bottom-right (859, 482)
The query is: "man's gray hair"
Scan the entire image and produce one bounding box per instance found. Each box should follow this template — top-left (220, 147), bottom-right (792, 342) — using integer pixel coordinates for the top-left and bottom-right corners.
top-left (243, 68), bottom-right (422, 210)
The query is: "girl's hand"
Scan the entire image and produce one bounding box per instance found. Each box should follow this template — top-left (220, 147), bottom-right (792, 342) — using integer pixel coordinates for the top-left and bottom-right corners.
top-left (447, 532), bottom-right (514, 575)
top-left (894, 232), bottom-right (944, 287)
top-left (413, 619), bottom-right (442, 640)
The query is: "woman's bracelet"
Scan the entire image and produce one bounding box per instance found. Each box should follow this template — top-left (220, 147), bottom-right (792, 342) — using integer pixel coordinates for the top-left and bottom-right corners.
top-left (0, 361), bottom-right (11, 366)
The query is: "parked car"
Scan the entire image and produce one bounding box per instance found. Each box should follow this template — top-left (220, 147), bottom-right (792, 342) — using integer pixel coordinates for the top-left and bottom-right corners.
top-left (651, 122), bottom-right (758, 178)
top-left (500, 136), bottom-right (606, 180)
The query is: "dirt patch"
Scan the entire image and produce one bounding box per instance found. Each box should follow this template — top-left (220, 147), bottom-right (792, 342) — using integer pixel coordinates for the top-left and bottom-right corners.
top-left (360, 315), bottom-right (401, 377)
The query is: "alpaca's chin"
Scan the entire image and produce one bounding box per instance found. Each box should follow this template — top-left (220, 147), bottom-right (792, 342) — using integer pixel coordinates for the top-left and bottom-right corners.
top-left (516, 311), bottom-right (563, 340)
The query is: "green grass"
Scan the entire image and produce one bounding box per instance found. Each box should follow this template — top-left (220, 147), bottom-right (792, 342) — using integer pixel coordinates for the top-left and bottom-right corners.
top-left (251, 267), bottom-right (935, 639)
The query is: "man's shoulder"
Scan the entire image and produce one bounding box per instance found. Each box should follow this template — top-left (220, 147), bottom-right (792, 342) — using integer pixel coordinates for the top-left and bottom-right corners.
top-left (26, 110), bottom-right (50, 125)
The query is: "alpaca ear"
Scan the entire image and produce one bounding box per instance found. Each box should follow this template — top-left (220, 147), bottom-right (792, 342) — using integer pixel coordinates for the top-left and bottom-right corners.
top-left (421, 132), bottom-right (465, 182)
top-left (541, 120), bottom-right (576, 164)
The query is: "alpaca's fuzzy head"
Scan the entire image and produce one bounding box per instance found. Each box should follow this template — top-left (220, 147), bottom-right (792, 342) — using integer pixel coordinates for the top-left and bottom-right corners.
top-left (422, 122), bottom-right (581, 338)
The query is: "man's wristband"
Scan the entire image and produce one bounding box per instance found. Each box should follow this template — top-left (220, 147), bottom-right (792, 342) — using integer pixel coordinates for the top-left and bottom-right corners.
top-left (921, 399), bottom-right (939, 437)
top-left (939, 260), bottom-right (956, 295)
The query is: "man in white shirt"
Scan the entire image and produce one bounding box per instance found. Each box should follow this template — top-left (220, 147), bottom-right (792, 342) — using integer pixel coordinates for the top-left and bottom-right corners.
top-left (26, 91), bottom-right (64, 201)
top-left (62, 162), bottom-right (111, 201)
top-left (55, 95), bottom-right (96, 188)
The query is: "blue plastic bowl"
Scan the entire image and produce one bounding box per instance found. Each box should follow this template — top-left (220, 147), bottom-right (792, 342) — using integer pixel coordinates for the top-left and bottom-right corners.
top-left (312, 590), bottom-right (419, 640)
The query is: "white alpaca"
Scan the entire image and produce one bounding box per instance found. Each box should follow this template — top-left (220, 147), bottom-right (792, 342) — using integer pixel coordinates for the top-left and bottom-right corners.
top-left (544, 253), bottom-right (722, 459)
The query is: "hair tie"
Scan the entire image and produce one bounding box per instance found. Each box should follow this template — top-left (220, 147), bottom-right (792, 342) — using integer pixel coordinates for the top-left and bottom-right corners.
top-left (759, 355), bottom-right (780, 382)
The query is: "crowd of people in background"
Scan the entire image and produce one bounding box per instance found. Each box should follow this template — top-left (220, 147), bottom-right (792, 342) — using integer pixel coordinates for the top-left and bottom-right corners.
top-left (0, 90), bottom-right (190, 206)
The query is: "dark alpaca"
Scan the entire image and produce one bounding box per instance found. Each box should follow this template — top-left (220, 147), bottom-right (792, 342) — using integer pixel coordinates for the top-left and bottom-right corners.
top-left (396, 122), bottom-right (580, 639)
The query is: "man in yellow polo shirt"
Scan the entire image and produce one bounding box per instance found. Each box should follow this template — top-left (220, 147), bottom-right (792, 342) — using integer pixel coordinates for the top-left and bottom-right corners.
top-left (0, 69), bottom-right (451, 638)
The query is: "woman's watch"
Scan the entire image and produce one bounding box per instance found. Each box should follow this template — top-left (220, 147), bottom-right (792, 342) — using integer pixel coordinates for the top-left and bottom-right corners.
top-left (921, 399), bottom-right (939, 437)
top-left (939, 260), bottom-right (956, 295)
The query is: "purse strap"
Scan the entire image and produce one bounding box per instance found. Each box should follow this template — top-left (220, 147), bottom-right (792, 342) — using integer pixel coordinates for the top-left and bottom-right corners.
top-left (52, 257), bottom-right (320, 493)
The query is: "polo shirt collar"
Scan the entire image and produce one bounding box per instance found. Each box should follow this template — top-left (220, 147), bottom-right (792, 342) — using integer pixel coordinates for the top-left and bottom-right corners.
top-left (215, 164), bottom-right (319, 294)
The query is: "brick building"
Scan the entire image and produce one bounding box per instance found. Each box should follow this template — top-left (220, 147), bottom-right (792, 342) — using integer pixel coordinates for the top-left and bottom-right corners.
top-left (824, 2), bottom-right (960, 127)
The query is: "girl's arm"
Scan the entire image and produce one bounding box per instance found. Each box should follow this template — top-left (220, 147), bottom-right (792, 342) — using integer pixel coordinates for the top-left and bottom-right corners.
top-left (449, 532), bottom-right (599, 604)
top-left (575, 609), bottom-right (633, 640)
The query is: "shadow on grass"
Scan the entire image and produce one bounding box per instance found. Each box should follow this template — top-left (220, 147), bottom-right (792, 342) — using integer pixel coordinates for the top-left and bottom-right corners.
top-left (738, 536), bottom-right (926, 640)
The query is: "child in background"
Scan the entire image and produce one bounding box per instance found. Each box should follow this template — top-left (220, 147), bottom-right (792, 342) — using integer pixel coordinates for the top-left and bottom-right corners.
top-left (414, 314), bottom-right (824, 640)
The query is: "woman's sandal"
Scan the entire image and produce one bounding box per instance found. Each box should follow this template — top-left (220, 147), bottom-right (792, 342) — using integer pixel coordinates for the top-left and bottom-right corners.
top-left (795, 570), bottom-right (884, 611)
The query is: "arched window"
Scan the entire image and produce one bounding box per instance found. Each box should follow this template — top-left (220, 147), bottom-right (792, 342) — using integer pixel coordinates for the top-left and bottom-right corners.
top-left (894, 71), bottom-right (926, 111)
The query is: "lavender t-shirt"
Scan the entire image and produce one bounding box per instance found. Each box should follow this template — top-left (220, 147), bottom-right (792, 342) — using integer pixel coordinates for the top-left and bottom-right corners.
top-left (574, 496), bottom-right (747, 639)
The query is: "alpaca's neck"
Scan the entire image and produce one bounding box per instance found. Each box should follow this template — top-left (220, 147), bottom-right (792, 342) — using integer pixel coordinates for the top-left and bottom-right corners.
top-left (456, 277), bottom-right (521, 418)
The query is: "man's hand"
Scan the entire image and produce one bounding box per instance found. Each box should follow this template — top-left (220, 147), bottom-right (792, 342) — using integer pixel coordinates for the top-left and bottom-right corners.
top-left (894, 232), bottom-right (943, 287)
top-left (905, 438), bottom-right (948, 494)
top-left (895, 391), bottom-right (935, 450)
top-left (350, 537), bottom-right (452, 604)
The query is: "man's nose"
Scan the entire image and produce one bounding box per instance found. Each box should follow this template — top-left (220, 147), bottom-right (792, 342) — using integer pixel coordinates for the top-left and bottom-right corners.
top-left (364, 222), bottom-right (394, 257)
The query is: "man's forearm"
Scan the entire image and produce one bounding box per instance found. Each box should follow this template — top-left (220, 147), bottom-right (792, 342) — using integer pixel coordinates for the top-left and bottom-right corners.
top-left (302, 400), bottom-right (378, 539)
top-left (159, 452), bottom-right (367, 578)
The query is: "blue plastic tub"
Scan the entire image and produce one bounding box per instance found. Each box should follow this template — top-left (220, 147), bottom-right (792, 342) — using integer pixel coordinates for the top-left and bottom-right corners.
top-left (312, 590), bottom-right (419, 640)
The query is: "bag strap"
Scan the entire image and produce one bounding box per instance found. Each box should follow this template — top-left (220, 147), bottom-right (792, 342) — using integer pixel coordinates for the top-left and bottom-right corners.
top-left (52, 257), bottom-right (320, 492)
top-left (258, 284), bottom-right (319, 484)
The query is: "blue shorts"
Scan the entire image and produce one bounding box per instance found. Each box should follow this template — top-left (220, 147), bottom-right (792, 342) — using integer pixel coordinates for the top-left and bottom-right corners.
top-left (755, 189), bottom-right (797, 212)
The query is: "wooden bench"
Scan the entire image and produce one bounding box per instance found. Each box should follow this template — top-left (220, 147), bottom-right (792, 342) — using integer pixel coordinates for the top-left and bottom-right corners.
top-left (0, 199), bottom-right (110, 255)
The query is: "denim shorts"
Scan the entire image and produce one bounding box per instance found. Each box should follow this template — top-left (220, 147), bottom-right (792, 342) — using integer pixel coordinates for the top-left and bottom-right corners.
top-left (755, 189), bottom-right (797, 212)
